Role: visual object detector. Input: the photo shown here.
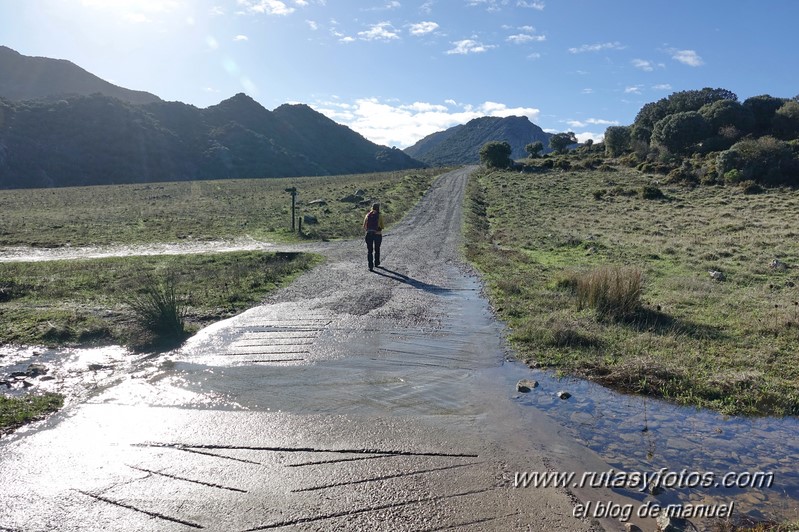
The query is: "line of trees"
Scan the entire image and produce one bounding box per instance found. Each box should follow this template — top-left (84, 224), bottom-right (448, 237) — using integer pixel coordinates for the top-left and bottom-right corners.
top-left (603, 88), bottom-right (799, 186)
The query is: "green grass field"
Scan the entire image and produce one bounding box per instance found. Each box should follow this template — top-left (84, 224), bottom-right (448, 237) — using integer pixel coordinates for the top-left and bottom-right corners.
top-left (465, 164), bottom-right (799, 416)
top-left (0, 169), bottom-right (441, 348)
top-left (0, 251), bottom-right (321, 348)
top-left (0, 169), bottom-right (444, 247)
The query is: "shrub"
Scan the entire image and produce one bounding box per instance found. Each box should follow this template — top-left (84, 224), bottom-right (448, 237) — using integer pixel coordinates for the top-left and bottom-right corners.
top-left (739, 180), bottom-right (764, 194)
top-left (126, 273), bottom-right (188, 349)
top-left (716, 136), bottom-right (797, 186)
top-left (571, 266), bottom-right (643, 321)
top-left (641, 185), bottom-right (666, 200)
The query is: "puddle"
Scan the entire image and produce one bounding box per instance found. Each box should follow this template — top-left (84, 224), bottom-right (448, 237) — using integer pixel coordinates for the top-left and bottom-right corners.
top-left (499, 359), bottom-right (799, 524)
top-left (0, 237), bottom-right (275, 263)
top-left (0, 344), bottom-right (135, 406)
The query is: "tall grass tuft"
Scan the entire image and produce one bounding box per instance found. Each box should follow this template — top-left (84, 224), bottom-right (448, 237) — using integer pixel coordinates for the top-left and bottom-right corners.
top-left (573, 266), bottom-right (643, 321)
top-left (126, 273), bottom-right (187, 349)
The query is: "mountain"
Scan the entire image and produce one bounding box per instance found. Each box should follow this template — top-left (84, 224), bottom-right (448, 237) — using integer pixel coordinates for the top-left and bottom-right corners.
top-left (0, 47), bottom-right (425, 189)
top-left (0, 45), bottom-right (161, 105)
top-left (404, 116), bottom-right (552, 165)
top-left (0, 93), bottom-right (425, 188)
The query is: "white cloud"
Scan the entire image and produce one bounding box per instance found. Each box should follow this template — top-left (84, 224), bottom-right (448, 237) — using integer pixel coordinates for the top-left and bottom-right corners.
top-left (652, 83), bottom-right (672, 91)
top-left (358, 22), bottom-right (400, 41)
top-left (420, 1), bottom-right (434, 14)
top-left (507, 33), bottom-right (545, 44)
top-left (237, 0), bottom-right (295, 15)
top-left (567, 118), bottom-right (618, 128)
top-left (233, 34), bottom-right (249, 41)
top-left (517, 1), bottom-right (545, 9)
top-left (209, 6), bottom-right (225, 16)
top-left (672, 49), bottom-right (704, 67)
top-left (409, 21), bottom-right (439, 35)
top-left (582, 88), bottom-right (594, 94)
top-left (624, 85), bottom-right (643, 94)
top-left (306, 20), bottom-right (318, 30)
top-left (575, 131), bottom-right (604, 144)
top-left (568, 41), bottom-right (624, 54)
top-left (445, 39), bottom-right (496, 55)
top-left (313, 97), bottom-right (540, 148)
top-left (527, 52), bottom-right (541, 60)
top-left (631, 59), bottom-right (654, 71)
top-left (294, 0), bottom-right (309, 6)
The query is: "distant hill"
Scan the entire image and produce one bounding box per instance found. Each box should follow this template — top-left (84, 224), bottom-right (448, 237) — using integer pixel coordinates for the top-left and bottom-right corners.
top-left (0, 93), bottom-right (425, 188)
top-left (0, 45), bottom-right (161, 105)
top-left (0, 47), bottom-right (425, 189)
top-left (404, 116), bottom-right (552, 165)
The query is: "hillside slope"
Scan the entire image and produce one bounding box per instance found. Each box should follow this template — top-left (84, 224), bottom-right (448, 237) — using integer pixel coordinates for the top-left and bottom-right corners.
top-left (404, 116), bottom-right (551, 165)
top-left (0, 93), bottom-right (425, 188)
top-left (0, 45), bottom-right (161, 105)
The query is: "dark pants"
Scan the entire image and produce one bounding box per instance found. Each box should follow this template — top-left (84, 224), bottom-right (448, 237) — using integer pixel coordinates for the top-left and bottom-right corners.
top-left (365, 232), bottom-right (382, 269)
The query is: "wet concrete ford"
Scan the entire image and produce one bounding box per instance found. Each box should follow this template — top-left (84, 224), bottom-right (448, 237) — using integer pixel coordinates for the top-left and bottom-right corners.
top-left (0, 168), bottom-right (687, 531)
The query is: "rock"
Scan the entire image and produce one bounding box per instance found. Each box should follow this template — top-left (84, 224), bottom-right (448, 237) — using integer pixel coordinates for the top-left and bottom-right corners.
top-left (354, 189), bottom-right (366, 196)
top-left (770, 259), bottom-right (788, 271)
top-left (22, 380), bottom-right (34, 388)
top-left (625, 524), bottom-right (644, 532)
top-left (39, 375), bottom-right (56, 381)
top-left (0, 380), bottom-right (10, 388)
top-left (88, 363), bottom-right (111, 371)
top-left (302, 214), bottom-right (318, 225)
top-left (656, 515), bottom-right (695, 532)
top-left (708, 270), bottom-right (725, 281)
top-left (339, 194), bottom-right (364, 203)
top-left (25, 363), bottom-right (48, 377)
top-left (306, 199), bottom-right (327, 206)
top-left (557, 390), bottom-right (571, 400)
top-left (586, 246), bottom-right (597, 255)
top-left (516, 379), bottom-right (539, 393)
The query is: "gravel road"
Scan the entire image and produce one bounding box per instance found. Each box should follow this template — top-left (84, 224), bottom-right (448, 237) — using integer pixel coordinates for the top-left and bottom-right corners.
top-left (0, 167), bottom-right (645, 531)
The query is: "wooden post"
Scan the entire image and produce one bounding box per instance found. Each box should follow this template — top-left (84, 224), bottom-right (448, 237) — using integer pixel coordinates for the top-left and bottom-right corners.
top-left (285, 187), bottom-right (297, 231)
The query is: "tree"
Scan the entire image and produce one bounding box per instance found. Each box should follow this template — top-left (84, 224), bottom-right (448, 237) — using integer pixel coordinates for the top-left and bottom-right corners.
top-left (651, 111), bottom-right (711, 154)
top-left (604, 126), bottom-right (631, 157)
top-left (667, 87), bottom-right (737, 114)
top-left (698, 99), bottom-right (754, 135)
top-left (773, 101), bottom-right (799, 140)
top-left (479, 141), bottom-right (512, 168)
top-left (525, 141), bottom-right (544, 158)
top-left (549, 131), bottom-right (578, 154)
top-left (743, 94), bottom-right (788, 135)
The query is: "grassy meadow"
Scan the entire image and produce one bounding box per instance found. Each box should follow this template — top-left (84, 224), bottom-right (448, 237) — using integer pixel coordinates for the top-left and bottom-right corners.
top-left (0, 251), bottom-right (320, 348)
top-left (0, 169), bottom-right (441, 348)
top-left (465, 164), bottom-right (799, 416)
top-left (0, 169), bottom-right (444, 247)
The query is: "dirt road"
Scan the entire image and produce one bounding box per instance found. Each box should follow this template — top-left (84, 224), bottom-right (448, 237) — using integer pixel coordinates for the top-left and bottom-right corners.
top-left (0, 167), bottom-right (644, 531)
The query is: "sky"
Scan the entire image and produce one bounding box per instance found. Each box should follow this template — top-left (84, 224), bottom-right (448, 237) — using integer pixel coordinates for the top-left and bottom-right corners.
top-left (1, 0), bottom-right (797, 148)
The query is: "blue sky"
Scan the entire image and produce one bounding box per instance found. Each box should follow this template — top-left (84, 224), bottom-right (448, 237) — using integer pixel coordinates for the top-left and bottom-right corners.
top-left (2, 0), bottom-right (797, 148)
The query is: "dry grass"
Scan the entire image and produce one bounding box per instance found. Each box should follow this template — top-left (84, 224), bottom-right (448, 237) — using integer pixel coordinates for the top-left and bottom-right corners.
top-left (465, 163), bottom-right (799, 415)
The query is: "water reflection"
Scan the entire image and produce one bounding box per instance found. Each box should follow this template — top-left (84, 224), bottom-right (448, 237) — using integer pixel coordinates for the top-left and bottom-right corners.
top-left (504, 361), bottom-right (799, 523)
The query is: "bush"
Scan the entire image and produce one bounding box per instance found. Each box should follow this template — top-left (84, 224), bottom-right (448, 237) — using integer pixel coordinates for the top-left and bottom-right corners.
top-left (641, 185), bottom-right (666, 199)
top-left (571, 266), bottom-right (643, 321)
top-left (716, 136), bottom-right (798, 186)
top-left (739, 180), bottom-right (764, 194)
top-left (126, 273), bottom-right (188, 349)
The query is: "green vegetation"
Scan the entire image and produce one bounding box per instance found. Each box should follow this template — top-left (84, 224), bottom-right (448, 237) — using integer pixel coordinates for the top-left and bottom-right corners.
top-left (465, 165), bottom-right (799, 416)
top-left (602, 87), bottom-right (799, 188)
top-left (0, 393), bottom-right (64, 436)
top-left (0, 251), bottom-right (320, 349)
top-left (0, 169), bottom-right (440, 247)
top-left (0, 93), bottom-right (424, 189)
top-left (479, 140), bottom-right (513, 168)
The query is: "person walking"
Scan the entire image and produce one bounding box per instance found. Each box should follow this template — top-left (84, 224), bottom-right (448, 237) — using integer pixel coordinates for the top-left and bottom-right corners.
top-left (363, 203), bottom-right (384, 271)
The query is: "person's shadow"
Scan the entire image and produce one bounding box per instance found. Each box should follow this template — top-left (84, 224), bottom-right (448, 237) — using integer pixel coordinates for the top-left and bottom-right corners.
top-left (372, 266), bottom-right (453, 294)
